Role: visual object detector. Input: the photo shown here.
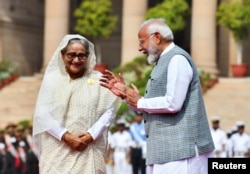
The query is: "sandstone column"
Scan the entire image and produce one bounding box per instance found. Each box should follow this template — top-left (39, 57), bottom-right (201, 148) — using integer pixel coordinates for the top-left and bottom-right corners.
top-left (43, 0), bottom-right (69, 69)
top-left (228, 33), bottom-right (239, 77)
top-left (191, 0), bottom-right (218, 74)
top-left (121, 0), bottom-right (147, 64)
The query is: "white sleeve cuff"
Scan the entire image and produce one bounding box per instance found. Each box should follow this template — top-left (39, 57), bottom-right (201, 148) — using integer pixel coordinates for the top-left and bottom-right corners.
top-left (87, 105), bottom-right (114, 140)
top-left (47, 125), bottom-right (68, 141)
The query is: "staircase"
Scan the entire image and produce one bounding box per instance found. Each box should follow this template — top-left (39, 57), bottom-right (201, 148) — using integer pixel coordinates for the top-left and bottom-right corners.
top-left (204, 77), bottom-right (250, 134)
top-left (0, 76), bottom-right (250, 134)
top-left (0, 76), bottom-right (42, 128)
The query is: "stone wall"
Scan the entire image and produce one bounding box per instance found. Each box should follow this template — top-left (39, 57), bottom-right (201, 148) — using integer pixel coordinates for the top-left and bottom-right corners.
top-left (0, 0), bottom-right (44, 75)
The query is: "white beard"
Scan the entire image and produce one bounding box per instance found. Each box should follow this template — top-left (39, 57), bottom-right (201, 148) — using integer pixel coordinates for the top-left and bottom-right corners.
top-left (147, 54), bottom-right (157, 65)
top-left (147, 40), bottom-right (159, 65)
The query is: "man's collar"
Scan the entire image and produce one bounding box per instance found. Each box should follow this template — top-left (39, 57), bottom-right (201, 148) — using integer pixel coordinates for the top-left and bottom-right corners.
top-left (160, 42), bottom-right (175, 56)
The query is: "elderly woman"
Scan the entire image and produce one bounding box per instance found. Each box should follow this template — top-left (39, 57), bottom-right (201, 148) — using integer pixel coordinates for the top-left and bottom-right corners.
top-left (33, 34), bottom-right (120, 174)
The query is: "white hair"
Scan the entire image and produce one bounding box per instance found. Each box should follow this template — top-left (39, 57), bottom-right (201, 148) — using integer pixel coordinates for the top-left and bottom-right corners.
top-left (140, 18), bottom-right (174, 41)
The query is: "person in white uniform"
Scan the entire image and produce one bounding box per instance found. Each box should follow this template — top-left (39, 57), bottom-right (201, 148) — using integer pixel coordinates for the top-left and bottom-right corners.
top-left (231, 121), bottom-right (250, 158)
top-left (224, 130), bottom-right (233, 157)
top-left (110, 122), bottom-right (133, 174)
top-left (129, 112), bottom-right (147, 174)
top-left (210, 116), bottom-right (227, 157)
top-left (105, 130), bottom-right (115, 174)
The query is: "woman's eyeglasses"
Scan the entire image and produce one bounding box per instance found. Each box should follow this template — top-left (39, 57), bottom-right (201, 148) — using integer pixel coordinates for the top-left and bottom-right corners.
top-left (66, 52), bottom-right (88, 61)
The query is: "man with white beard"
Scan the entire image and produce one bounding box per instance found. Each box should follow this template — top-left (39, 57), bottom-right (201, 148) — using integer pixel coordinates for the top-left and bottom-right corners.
top-left (100, 18), bottom-right (214, 174)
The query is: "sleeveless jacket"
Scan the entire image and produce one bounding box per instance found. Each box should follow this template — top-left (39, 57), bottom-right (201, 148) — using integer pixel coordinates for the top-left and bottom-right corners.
top-left (143, 45), bottom-right (214, 165)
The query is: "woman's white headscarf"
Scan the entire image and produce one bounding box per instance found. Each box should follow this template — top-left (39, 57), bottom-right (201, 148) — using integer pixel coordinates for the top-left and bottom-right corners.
top-left (32, 35), bottom-right (121, 173)
top-left (50, 34), bottom-right (96, 76)
top-left (32, 34), bottom-right (97, 143)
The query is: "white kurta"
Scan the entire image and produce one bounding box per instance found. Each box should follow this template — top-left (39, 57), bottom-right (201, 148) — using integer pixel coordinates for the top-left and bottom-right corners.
top-left (132, 43), bottom-right (213, 174)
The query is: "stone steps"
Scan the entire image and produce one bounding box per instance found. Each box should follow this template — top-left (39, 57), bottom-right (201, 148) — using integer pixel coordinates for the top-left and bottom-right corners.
top-left (0, 76), bottom-right (42, 128)
top-left (204, 77), bottom-right (250, 134)
top-left (0, 76), bottom-right (250, 135)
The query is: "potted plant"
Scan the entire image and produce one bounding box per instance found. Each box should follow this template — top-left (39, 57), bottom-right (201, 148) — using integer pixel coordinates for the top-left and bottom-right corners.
top-left (216, 0), bottom-right (250, 77)
top-left (0, 73), bottom-right (4, 90)
top-left (74, 0), bottom-right (118, 73)
top-left (0, 59), bottom-right (20, 88)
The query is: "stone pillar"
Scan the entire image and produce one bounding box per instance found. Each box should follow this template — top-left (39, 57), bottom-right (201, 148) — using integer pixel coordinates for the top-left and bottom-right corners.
top-left (121, 0), bottom-right (147, 64)
top-left (228, 33), bottom-right (237, 76)
top-left (43, 0), bottom-right (69, 69)
top-left (191, 0), bottom-right (218, 74)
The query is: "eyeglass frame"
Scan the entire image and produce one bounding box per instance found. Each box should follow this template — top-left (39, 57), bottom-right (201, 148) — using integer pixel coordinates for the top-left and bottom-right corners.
top-left (65, 52), bottom-right (89, 61)
top-left (138, 32), bottom-right (156, 46)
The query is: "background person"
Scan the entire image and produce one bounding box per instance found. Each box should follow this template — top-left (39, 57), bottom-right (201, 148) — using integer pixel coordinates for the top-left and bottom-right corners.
top-left (224, 129), bottom-right (233, 158)
top-left (0, 142), bottom-right (6, 174)
top-left (33, 34), bottom-right (120, 174)
top-left (129, 112), bottom-right (147, 174)
top-left (100, 18), bottom-right (214, 174)
top-left (105, 130), bottom-right (115, 174)
top-left (4, 123), bottom-right (21, 173)
top-left (210, 116), bottom-right (227, 157)
top-left (110, 121), bottom-right (133, 174)
top-left (25, 125), bottom-right (39, 174)
top-left (231, 121), bottom-right (250, 158)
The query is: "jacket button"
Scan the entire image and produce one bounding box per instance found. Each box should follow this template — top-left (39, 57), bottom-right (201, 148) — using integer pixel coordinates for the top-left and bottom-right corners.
top-left (144, 120), bottom-right (147, 123)
top-left (146, 135), bottom-right (149, 138)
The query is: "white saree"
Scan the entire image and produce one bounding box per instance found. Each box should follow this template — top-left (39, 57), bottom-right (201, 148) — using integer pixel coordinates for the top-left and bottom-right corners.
top-left (33, 34), bottom-right (120, 174)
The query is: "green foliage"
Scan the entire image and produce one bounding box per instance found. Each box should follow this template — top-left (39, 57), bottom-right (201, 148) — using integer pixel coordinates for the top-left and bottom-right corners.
top-left (17, 119), bottom-right (31, 130)
top-left (0, 59), bottom-right (19, 81)
top-left (0, 59), bottom-right (12, 72)
top-left (198, 69), bottom-right (212, 86)
top-left (112, 56), bottom-right (153, 116)
top-left (0, 72), bottom-right (10, 81)
top-left (116, 102), bottom-right (129, 116)
top-left (74, 0), bottom-right (118, 38)
top-left (198, 69), bottom-right (218, 93)
top-left (145, 0), bottom-right (190, 32)
top-left (112, 56), bottom-right (153, 95)
top-left (216, 0), bottom-right (250, 41)
top-left (113, 57), bottom-right (216, 116)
